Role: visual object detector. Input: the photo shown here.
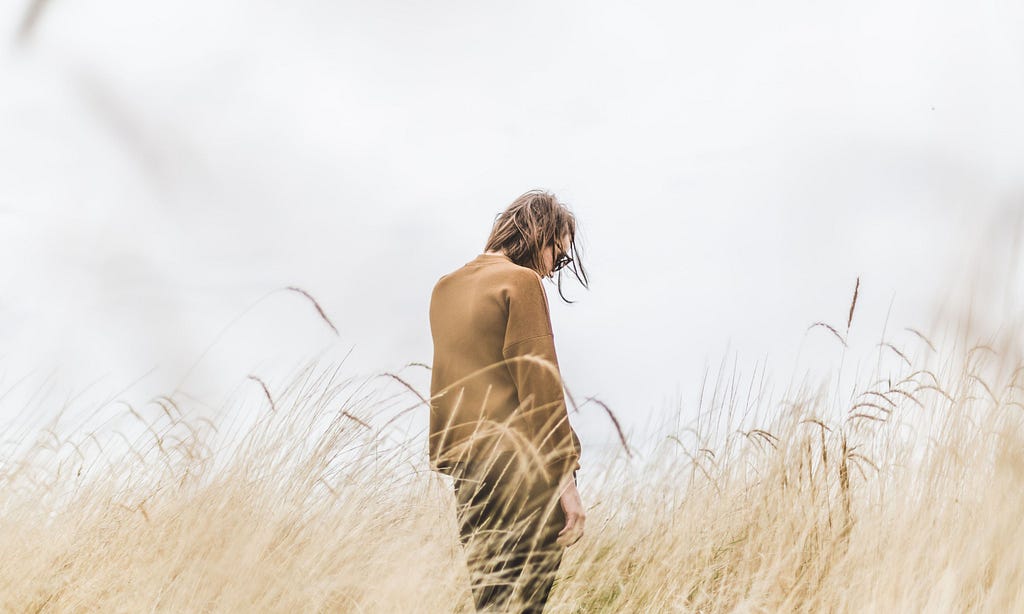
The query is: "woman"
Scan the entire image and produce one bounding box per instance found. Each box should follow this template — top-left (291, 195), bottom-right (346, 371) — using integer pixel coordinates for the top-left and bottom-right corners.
top-left (428, 190), bottom-right (588, 613)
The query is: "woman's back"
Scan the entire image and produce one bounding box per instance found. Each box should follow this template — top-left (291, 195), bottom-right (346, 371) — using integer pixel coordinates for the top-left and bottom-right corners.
top-left (428, 252), bottom-right (580, 481)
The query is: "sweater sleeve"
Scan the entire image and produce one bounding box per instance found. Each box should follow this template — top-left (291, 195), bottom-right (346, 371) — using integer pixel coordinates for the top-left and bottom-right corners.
top-left (502, 270), bottom-right (581, 481)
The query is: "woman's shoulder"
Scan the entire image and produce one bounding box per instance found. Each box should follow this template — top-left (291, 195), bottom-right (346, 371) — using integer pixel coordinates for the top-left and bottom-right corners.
top-left (433, 257), bottom-right (542, 297)
top-left (488, 261), bottom-right (545, 294)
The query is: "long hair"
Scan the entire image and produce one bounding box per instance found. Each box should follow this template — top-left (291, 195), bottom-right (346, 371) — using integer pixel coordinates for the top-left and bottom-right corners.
top-left (483, 190), bottom-right (589, 303)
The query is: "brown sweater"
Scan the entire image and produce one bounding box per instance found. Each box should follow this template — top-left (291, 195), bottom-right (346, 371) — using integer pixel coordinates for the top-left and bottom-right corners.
top-left (428, 252), bottom-right (581, 481)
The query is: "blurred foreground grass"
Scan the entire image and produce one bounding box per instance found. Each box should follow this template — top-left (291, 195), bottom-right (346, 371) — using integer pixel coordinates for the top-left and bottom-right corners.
top-left (2, 316), bottom-right (1023, 613)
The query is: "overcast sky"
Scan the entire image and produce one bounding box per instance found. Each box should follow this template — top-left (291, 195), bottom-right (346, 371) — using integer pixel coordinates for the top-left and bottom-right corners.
top-left (1, 0), bottom-right (1022, 464)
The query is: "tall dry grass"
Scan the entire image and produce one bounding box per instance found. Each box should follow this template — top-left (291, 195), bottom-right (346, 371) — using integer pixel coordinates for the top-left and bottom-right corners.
top-left (2, 302), bottom-right (1024, 612)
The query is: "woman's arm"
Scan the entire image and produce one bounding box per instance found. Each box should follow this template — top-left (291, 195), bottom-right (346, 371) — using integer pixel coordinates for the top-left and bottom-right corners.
top-left (501, 269), bottom-right (582, 482)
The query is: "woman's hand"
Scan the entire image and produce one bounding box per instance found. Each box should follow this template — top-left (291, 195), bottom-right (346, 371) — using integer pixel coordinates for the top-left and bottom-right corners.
top-left (556, 474), bottom-right (585, 547)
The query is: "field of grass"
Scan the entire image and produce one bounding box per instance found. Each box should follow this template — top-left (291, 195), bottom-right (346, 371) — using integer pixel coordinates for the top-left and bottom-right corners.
top-left (2, 300), bottom-right (1023, 612)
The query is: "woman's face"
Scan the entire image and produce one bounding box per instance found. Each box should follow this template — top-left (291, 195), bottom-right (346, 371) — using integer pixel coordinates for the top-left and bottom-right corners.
top-left (541, 232), bottom-right (572, 278)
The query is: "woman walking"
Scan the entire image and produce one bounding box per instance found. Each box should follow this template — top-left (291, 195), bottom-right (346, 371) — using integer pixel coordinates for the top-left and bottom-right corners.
top-left (428, 190), bottom-right (588, 613)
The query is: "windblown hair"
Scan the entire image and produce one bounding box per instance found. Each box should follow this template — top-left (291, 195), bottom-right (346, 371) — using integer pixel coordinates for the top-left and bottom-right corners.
top-left (483, 190), bottom-right (589, 303)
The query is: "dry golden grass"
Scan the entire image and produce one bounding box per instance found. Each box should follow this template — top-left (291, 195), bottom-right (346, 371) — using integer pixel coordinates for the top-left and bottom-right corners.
top-left (3, 310), bottom-right (1024, 612)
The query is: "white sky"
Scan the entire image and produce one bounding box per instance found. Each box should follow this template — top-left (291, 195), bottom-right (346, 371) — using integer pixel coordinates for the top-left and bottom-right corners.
top-left (1, 0), bottom-right (1022, 463)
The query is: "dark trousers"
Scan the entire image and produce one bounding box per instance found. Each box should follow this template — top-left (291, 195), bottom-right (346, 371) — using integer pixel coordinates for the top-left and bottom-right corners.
top-left (451, 452), bottom-right (569, 613)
